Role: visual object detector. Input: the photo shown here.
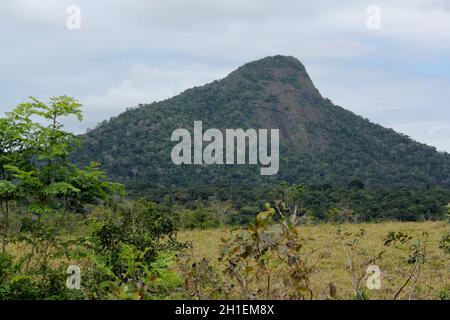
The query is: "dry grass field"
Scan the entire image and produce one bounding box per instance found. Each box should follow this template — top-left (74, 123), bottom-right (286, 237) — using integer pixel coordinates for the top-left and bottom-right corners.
top-left (178, 221), bottom-right (450, 300)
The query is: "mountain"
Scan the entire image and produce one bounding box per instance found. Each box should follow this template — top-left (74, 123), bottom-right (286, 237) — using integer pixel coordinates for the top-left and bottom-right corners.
top-left (73, 55), bottom-right (450, 193)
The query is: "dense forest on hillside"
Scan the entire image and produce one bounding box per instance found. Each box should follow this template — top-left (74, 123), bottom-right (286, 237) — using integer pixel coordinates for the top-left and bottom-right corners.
top-left (73, 56), bottom-right (450, 193)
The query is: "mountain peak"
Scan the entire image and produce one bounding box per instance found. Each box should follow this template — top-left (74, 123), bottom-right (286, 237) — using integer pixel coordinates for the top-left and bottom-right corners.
top-left (231, 55), bottom-right (309, 78)
top-left (243, 55), bottom-right (306, 69)
top-left (75, 55), bottom-right (450, 190)
top-left (224, 55), bottom-right (322, 103)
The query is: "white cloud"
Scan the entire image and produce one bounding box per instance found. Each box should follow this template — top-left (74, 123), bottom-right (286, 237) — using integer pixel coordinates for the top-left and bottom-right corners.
top-left (308, 64), bottom-right (450, 152)
top-left (0, 0), bottom-right (69, 28)
top-left (71, 62), bottom-right (230, 132)
top-left (391, 121), bottom-right (450, 152)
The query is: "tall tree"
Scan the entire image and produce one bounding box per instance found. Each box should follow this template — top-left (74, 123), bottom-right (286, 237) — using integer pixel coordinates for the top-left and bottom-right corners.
top-left (0, 96), bottom-right (123, 269)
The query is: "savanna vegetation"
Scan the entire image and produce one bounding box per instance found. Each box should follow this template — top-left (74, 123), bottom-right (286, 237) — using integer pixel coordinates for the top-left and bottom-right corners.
top-left (0, 96), bottom-right (449, 300)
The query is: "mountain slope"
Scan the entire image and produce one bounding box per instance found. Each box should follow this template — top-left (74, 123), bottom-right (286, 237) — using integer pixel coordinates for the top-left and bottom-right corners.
top-left (73, 55), bottom-right (450, 192)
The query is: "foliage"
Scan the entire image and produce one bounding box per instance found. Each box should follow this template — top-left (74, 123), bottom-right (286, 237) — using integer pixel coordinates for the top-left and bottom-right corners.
top-left (177, 245), bottom-right (225, 299)
top-left (439, 232), bottom-right (450, 255)
top-left (384, 231), bottom-right (429, 299)
top-left (0, 96), bottom-right (123, 258)
top-left (176, 207), bottom-right (220, 230)
top-left (149, 184), bottom-right (450, 224)
top-left (273, 182), bottom-right (312, 225)
top-left (337, 228), bottom-right (384, 299)
top-left (78, 200), bottom-right (184, 299)
top-left (0, 97), bottom-right (183, 300)
top-left (179, 203), bottom-right (318, 299)
top-left (91, 200), bottom-right (180, 277)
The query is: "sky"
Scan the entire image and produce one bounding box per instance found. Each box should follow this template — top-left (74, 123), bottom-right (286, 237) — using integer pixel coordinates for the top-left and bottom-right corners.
top-left (1, 0), bottom-right (450, 152)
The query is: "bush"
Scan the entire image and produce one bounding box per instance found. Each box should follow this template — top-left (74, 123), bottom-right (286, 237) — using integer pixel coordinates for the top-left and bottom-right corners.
top-left (177, 208), bottom-right (220, 230)
top-left (80, 200), bottom-right (184, 299)
top-left (178, 203), bottom-right (317, 299)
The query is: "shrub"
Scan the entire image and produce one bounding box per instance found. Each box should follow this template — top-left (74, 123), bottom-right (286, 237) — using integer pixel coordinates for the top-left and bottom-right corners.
top-left (177, 208), bottom-right (220, 230)
top-left (80, 200), bottom-right (184, 299)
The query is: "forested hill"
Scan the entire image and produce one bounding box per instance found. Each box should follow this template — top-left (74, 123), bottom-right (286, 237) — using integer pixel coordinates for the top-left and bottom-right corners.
top-left (72, 55), bottom-right (450, 192)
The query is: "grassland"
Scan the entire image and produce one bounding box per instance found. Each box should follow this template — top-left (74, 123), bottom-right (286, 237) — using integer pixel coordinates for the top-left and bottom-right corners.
top-left (178, 221), bottom-right (450, 300)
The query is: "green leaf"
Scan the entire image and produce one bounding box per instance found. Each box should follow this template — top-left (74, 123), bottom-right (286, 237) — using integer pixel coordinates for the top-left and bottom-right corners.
top-left (0, 180), bottom-right (17, 196)
top-left (44, 182), bottom-right (81, 196)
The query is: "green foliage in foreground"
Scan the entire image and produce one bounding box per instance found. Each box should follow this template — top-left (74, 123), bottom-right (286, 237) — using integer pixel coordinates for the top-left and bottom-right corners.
top-left (177, 209), bottom-right (450, 300)
top-left (0, 97), bottom-right (182, 299)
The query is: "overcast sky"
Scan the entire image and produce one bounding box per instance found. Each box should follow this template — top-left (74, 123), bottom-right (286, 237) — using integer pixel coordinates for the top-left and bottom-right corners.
top-left (1, 0), bottom-right (450, 151)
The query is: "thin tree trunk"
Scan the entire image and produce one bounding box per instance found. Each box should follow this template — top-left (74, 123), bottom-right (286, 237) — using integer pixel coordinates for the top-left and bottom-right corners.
top-left (394, 265), bottom-right (417, 300)
top-left (0, 201), bottom-right (9, 255)
top-left (24, 239), bottom-right (36, 274)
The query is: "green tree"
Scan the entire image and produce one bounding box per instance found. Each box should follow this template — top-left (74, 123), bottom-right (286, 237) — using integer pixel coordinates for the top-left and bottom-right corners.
top-left (274, 182), bottom-right (309, 225)
top-left (0, 102), bottom-right (37, 253)
top-left (208, 200), bottom-right (236, 226)
top-left (1, 96), bottom-right (123, 273)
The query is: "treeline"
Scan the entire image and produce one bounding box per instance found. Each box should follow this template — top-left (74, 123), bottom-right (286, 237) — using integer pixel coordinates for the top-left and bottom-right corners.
top-left (134, 183), bottom-right (450, 227)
